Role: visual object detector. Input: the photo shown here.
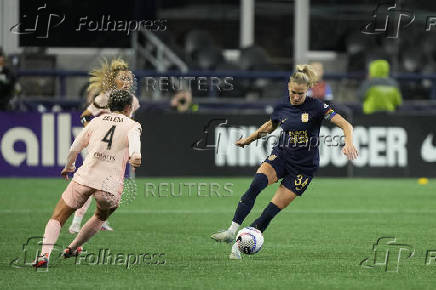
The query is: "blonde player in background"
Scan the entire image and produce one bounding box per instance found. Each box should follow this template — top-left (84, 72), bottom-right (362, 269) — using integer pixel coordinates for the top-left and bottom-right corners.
top-left (69, 58), bottom-right (140, 233)
top-left (33, 90), bottom-right (142, 268)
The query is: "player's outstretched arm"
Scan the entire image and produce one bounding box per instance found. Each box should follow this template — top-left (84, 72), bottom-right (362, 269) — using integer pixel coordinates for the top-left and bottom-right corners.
top-left (236, 120), bottom-right (279, 148)
top-left (330, 114), bottom-right (358, 160)
top-left (61, 122), bottom-right (92, 179)
top-left (61, 150), bottom-right (79, 180)
top-left (128, 124), bottom-right (142, 168)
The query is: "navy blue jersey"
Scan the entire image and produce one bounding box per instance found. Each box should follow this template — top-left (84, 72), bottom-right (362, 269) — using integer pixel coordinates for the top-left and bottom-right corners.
top-left (270, 96), bottom-right (336, 171)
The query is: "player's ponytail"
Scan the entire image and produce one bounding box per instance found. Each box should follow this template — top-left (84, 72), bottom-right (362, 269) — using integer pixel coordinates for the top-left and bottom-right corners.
top-left (290, 64), bottom-right (318, 88)
top-left (88, 58), bottom-right (129, 94)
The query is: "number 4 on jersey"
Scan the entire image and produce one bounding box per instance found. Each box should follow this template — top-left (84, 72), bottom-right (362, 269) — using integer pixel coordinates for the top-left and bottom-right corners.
top-left (102, 125), bottom-right (116, 150)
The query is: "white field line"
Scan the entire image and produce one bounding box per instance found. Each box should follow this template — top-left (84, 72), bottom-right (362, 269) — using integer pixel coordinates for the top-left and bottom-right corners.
top-left (0, 209), bottom-right (435, 214)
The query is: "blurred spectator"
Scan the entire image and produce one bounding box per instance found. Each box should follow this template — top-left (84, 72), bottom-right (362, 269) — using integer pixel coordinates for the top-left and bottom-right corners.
top-left (0, 49), bottom-right (16, 110)
top-left (358, 60), bottom-right (402, 114)
top-left (307, 62), bottom-right (333, 102)
top-left (170, 90), bottom-right (198, 112)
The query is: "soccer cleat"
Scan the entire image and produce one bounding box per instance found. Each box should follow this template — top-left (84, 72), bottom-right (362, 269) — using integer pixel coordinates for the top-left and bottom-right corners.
top-left (229, 242), bottom-right (242, 260)
top-left (63, 247), bottom-right (83, 259)
top-left (210, 229), bottom-right (235, 243)
top-left (101, 221), bottom-right (113, 231)
top-left (69, 222), bottom-right (81, 234)
top-left (32, 253), bottom-right (49, 268)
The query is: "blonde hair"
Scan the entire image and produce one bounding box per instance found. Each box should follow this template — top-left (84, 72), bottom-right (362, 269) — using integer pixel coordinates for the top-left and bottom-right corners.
top-left (290, 64), bottom-right (318, 88)
top-left (88, 58), bottom-right (129, 93)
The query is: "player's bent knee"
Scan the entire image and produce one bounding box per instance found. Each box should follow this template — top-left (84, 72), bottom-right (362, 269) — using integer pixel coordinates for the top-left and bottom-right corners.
top-left (51, 199), bottom-right (75, 226)
top-left (257, 162), bottom-right (278, 184)
top-left (95, 211), bottom-right (108, 221)
top-left (95, 207), bottom-right (117, 221)
top-left (53, 210), bottom-right (73, 226)
top-left (51, 214), bottom-right (69, 227)
top-left (281, 186), bottom-right (297, 201)
top-left (272, 186), bottom-right (297, 209)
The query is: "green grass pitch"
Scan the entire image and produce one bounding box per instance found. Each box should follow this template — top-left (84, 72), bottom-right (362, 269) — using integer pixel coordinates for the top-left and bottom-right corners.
top-left (1, 177), bottom-right (436, 289)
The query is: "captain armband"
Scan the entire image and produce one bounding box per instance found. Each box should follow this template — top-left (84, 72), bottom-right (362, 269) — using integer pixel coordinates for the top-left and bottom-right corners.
top-left (324, 108), bottom-right (336, 121)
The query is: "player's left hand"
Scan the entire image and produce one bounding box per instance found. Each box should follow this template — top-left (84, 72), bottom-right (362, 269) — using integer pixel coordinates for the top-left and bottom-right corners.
top-left (342, 143), bottom-right (358, 160)
top-left (61, 166), bottom-right (76, 180)
top-left (235, 137), bottom-right (252, 148)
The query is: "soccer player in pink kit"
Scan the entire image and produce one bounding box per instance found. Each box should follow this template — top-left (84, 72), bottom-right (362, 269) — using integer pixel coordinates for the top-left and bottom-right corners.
top-left (33, 90), bottom-right (142, 268)
top-left (69, 58), bottom-right (140, 233)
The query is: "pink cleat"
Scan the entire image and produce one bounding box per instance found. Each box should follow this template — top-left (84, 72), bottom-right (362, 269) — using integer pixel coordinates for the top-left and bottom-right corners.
top-left (63, 247), bottom-right (83, 259)
top-left (32, 253), bottom-right (49, 268)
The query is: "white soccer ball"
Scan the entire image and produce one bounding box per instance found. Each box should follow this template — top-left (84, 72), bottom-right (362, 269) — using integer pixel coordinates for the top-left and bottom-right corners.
top-left (236, 227), bottom-right (264, 255)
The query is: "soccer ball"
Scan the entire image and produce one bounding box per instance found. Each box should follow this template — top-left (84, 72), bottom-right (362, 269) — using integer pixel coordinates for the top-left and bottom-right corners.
top-left (236, 227), bottom-right (264, 255)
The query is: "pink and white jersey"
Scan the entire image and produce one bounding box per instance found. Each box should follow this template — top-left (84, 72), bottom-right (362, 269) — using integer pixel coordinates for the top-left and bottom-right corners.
top-left (87, 91), bottom-right (140, 117)
top-left (70, 112), bottom-right (142, 195)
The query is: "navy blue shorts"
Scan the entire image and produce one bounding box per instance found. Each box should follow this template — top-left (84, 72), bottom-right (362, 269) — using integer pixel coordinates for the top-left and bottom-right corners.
top-left (264, 149), bottom-right (315, 196)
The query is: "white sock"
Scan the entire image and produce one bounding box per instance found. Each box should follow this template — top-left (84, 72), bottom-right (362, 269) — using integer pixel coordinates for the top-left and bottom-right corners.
top-left (228, 222), bottom-right (239, 234)
top-left (71, 215), bottom-right (83, 226)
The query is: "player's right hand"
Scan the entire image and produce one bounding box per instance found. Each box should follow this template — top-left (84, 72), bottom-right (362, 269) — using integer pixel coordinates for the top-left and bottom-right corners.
top-left (61, 166), bottom-right (76, 180)
top-left (235, 137), bottom-right (252, 148)
top-left (129, 154), bottom-right (141, 168)
top-left (342, 143), bottom-right (358, 161)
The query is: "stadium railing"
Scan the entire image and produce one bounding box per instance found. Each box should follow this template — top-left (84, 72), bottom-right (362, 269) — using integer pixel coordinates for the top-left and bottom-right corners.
top-left (14, 70), bottom-right (436, 115)
top-left (15, 69), bottom-right (436, 98)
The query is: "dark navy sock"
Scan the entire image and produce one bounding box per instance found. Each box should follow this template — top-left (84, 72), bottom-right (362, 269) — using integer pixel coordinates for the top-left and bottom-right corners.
top-left (250, 202), bottom-right (281, 232)
top-left (232, 173), bottom-right (268, 225)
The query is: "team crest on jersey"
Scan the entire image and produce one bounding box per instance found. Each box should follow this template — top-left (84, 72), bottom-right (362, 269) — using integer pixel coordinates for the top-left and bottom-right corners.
top-left (301, 113), bottom-right (309, 123)
top-left (268, 155), bottom-right (277, 161)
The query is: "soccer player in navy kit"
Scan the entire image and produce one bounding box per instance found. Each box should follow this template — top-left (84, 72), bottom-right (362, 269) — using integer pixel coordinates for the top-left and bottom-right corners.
top-left (211, 65), bottom-right (358, 259)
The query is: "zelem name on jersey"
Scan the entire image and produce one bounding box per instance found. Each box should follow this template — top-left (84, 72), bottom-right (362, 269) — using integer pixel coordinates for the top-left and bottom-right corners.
top-left (102, 115), bottom-right (124, 122)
